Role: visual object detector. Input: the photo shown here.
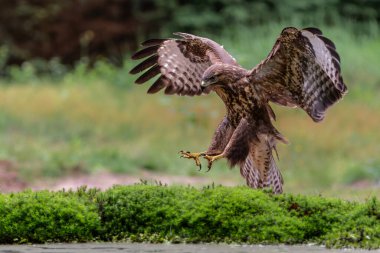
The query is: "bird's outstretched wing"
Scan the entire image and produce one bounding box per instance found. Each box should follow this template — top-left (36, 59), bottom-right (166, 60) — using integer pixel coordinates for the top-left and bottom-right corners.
top-left (130, 33), bottom-right (238, 96)
top-left (252, 27), bottom-right (347, 122)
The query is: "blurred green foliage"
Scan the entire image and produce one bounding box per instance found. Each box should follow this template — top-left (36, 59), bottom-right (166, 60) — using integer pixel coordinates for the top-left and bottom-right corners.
top-left (159, 0), bottom-right (380, 32)
top-left (0, 185), bottom-right (379, 248)
top-left (0, 0), bottom-right (379, 68)
top-left (343, 160), bottom-right (380, 185)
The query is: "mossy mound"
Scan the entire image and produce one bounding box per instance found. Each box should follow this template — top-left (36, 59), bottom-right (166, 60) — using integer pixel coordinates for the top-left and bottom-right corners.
top-left (0, 185), bottom-right (379, 248)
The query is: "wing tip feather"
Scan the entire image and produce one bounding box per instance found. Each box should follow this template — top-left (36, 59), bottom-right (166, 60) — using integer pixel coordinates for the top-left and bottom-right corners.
top-left (318, 35), bottom-right (336, 49)
top-left (141, 38), bottom-right (167, 47)
top-left (147, 78), bottom-right (166, 94)
top-left (303, 27), bottom-right (323, 35)
top-left (131, 45), bottom-right (160, 60)
top-left (129, 54), bottom-right (159, 75)
top-left (135, 65), bottom-right (161, 84)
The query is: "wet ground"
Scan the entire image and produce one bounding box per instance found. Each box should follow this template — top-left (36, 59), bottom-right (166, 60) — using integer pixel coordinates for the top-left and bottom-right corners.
top-left (0, 243), bottom-right (378, 253)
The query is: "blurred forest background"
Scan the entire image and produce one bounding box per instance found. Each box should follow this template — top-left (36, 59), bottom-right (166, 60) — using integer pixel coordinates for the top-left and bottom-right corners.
top-left (0, 0), bottom-right (379, 199)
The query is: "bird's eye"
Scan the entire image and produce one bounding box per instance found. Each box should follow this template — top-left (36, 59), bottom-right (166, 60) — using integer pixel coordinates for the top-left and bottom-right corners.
top-left (209, 75), bottom-right (218, 83)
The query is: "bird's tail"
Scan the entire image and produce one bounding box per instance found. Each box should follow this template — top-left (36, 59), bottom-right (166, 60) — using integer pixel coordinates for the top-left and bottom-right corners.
top-left (239, 132), bottom-right (285, 194)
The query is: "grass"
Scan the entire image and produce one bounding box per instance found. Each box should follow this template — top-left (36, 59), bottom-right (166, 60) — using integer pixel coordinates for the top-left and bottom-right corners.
top-left (0, 185), bottom-right (379, 248)
top-left (0, 23), bottom-right (379, 198)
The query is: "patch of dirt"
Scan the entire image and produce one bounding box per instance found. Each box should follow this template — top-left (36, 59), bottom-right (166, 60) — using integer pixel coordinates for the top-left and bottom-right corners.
top-left (3, 164), bottom-right (379, 194)
top-left (350, 179), bottom-right (374, 188)
top-left (0, 159), bottom-right (239, 193)
top-left (28, 170), bottom-right (238, 191)
top-left (0, 160), bottom-right (27, 192)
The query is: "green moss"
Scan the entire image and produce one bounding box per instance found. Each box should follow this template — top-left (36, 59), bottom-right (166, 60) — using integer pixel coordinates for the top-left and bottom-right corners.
top-left (0, 185), bottom-right (379, 248)
top-left (0, 188), bottom-right (101, 243)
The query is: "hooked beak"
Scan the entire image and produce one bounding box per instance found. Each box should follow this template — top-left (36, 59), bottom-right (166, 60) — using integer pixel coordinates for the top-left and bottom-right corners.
top-left (201, 81), bottom-right (205, 92)
top-left (201, 80), bottom-right (212, 92)
top-left (201, 78), bottom-right (215, 88)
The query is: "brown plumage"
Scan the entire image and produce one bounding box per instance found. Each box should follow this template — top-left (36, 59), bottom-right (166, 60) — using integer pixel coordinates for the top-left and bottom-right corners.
top-left (130, 27), bottom-right (347, 194)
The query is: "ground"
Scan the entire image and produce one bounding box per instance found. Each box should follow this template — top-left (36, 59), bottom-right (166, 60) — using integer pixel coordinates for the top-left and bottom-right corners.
top-left (1, 159), bottom-right (379, 202)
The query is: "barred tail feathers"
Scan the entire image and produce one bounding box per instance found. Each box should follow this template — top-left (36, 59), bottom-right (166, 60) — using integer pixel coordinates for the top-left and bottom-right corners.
top-left (239, 133), bottom-right (284, 194)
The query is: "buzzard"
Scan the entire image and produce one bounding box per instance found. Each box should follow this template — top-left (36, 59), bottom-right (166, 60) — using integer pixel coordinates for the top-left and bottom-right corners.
top-left (130, 27), bottom-right (347, 194)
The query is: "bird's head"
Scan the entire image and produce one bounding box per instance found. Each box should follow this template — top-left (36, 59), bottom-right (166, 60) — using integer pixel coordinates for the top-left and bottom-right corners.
top-left (201, 64), bottom-right (246, 91)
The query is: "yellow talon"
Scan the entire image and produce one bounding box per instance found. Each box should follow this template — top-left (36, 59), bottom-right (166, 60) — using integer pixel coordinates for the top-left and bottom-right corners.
top-left (179, 150), bottom-right (205, 170)
top-left (202, 153), bottom-right (224, 171)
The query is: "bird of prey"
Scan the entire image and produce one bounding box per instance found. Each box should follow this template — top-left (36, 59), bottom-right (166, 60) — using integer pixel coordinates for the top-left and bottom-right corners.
top-left (130, 27), bottom-right (347, 194)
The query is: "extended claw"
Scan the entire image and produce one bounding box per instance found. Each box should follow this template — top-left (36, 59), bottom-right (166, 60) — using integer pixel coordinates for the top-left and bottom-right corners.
top-left (202, 154), bottom-right (224, 172)
top-left (179, 150), bottom-right (204, 170)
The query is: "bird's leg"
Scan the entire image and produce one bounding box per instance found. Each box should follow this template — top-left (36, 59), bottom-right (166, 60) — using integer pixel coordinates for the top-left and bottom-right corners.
top-left (179, 150), bottom-right (206, 170)
top-left (202, 153), bottom-right (225, 172)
